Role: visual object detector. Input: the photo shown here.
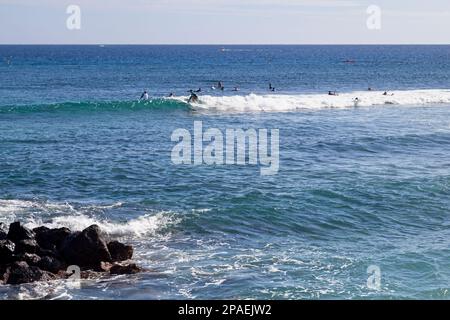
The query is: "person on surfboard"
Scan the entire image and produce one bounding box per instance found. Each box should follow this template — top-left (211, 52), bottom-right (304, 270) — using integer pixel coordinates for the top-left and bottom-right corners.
top-left (140, 90), bottom-right (149, 100)
top-left (188, 92), bottom-right (199, 103)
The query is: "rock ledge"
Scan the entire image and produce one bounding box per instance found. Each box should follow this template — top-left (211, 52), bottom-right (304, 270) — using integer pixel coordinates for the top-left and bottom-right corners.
top-left (0, 222), bottom-right (142, 285)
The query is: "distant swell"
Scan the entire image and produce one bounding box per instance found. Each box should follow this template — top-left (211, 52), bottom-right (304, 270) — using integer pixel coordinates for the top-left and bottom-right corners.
top-left (0, 99), bottom-right (190, 114)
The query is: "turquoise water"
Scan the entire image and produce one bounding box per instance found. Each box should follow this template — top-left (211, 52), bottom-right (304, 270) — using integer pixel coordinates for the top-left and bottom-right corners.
top-left (1, 46), bottom-right (450, 299)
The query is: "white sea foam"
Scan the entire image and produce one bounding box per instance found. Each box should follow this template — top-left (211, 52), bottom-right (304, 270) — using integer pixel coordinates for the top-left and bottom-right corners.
top-left (0, 199), bottom-right (37, 214)
top-left (24, 212), bottom-right (176, 237)
top-left (0, 199), bottom-right (48, 224)
top-left (0, 199), bottom-right (177, 237)
top-left (174, 89), bottom-right (450, 112)
top-left (0, 199), bottom-right (76, 214)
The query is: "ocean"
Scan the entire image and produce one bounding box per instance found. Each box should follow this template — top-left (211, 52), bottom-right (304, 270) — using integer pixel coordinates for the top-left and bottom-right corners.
top-left (1, 45), bottom-right (450, 299)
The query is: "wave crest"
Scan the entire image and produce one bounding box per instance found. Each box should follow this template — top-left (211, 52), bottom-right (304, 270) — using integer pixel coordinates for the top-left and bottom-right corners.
top-left (2, 89), bottom-right (450, 114)
top-left (185, 89), bottom-right (450, 112)
top-left (25, 212), bottom-right (176, 237)
top-left (0, 199), bottom-right (178, 238)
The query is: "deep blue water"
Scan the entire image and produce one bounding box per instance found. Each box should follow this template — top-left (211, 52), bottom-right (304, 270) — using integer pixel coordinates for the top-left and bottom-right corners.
top-left (1, 45), bottom-right (450, 299)
top-left (1, 45), bottom-right (450, 106)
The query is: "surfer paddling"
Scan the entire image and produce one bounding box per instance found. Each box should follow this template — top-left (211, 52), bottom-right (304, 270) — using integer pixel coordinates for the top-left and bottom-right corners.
top-left (212, 81), bottom-right (224, 91)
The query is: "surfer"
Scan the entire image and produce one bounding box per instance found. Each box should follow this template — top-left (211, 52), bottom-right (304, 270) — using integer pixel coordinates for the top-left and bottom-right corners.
top-left (140, 90), bottom-right (149, 100)
top-left (168, 92), bottom-right (174, 97)
top-left (328, 90), bottom-right (337, 96)
top-left (212, 81), bottom-right (224, 90)
top-left (233, 86), bottom-right (240, 92)
top-left (269, 83), bottom-right (275, 92)
top-left (188, 92), bottom-right (199, 104)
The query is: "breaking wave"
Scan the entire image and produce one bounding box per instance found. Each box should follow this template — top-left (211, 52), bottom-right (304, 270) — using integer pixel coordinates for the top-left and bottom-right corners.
top-left (0, 199), bottom-right (178, 238)
top-left (2, 89), bottom-right (450, 114)
top-left (184, 89), bottom-right (450, 112)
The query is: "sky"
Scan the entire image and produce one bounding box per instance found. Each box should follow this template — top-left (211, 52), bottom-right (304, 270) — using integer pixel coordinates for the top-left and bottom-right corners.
top-left (1, 0), bottom-right (450, 44)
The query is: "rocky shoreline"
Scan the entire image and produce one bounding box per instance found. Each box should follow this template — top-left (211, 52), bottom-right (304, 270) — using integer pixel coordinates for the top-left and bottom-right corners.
top-left (0, 221), bottom-right (142, 285)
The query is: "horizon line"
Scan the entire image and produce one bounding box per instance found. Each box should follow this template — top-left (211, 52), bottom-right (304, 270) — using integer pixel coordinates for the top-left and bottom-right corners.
top-left (1, 43), bottom-right (450, 46)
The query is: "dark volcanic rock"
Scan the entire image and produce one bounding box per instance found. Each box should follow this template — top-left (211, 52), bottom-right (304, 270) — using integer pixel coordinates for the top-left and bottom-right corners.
top-left (108, 241), bottom-right (133, 262)
top-left (32, 226), bottom-right (50, 233)
top-left (0, 223), bottom-right (7, 240)
top-left (0, 240), bottom-right (15, 264)
top-left (13, 253), bottom-right (41, 265)
top-left (15, 239), bottom-right (39, 254)
top-left (1, 223), bottom-right (141, 285)
top-left (109, 263), bottom-right (142, 275)
top-left (95, 261), bottom-right (113, 272)
top-left (61, 225), bottom-right (112, 268)
top-left (36, 247), bottom-right (60, 259)
top-left (7, 222), bottom-right (35, 243)
top-left (4, 261), bottom-right (56, 285)
top-left (0, 264), bottom-right (7, 284)
top-left (34, 226), bottom-right (71, 250)
top-left (37, 256), bottom-right (65, 274)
